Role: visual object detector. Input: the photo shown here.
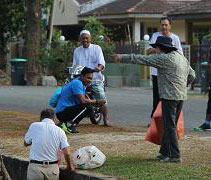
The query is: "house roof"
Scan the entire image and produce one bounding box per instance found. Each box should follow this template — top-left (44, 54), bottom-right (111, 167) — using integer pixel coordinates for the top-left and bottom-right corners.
top-left (80, 0), bottom-right (201, 17)
top-left (168, 0), bottom-right (211, 18)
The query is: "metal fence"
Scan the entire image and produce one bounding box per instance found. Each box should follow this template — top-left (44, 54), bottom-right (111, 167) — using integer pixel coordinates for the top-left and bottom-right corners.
top-left (114, 41), bottom-right (191, 60)
top-left (113, 41), bottom-right (211, 91)
top-left (190, 44), bottom-right (211, 91)
top-left (114, 41), bottom-right (146, 54)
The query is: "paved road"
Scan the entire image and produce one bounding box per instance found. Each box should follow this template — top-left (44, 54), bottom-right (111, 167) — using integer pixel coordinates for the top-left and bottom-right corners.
top-left (0, 86), bottom-right (207, 130)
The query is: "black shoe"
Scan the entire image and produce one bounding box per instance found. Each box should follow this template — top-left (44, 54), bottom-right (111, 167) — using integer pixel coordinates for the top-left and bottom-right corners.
top-left (160, 156), bottom-right (182, 163)
top-left (69, 126), bottom-right (79, 133)
top-left (170, 157), bottom-right (183, 163)
top-left (199, 123), bottom-right (211, 130)
top-left (194, 123), bottom-right (211, 131)
top-left (156, 154), bottom-right (165, 160)
top-left (66, 122), bottom-right (79, 133)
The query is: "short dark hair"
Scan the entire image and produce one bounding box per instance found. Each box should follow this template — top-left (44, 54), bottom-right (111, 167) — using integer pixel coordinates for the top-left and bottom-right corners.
top-left (81, 67), bottom-right (94, 76)
top-left (40, 109), bottom-right (55, 120)
top-left (160, 17), bottom-right (172, 24)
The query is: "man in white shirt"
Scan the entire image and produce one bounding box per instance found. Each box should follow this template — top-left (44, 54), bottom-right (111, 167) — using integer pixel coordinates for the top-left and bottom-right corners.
top-left (24, 109), bottom-right (74, 180)
top-left (147, 17), bottom-right (183, 117)
top-left (73, 30), bottom-right (109, 126)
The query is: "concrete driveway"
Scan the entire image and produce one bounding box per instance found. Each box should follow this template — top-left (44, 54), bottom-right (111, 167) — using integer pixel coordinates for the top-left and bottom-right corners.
top-left (0, 86), bottom-right (207, 130)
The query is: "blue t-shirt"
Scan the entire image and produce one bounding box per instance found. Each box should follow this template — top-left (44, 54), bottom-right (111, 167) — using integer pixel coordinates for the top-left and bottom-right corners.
top-left (56, 79), bottom-right (85, 113)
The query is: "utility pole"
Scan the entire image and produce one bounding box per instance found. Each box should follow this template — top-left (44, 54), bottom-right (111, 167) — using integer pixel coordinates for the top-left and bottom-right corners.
top-left (47, 0), bottom-right (56, 47)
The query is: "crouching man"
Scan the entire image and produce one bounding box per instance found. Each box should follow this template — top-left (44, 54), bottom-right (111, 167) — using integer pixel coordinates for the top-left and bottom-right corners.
top-left (56, 67), bottom-right (106, 133)
top-left (24, 108), bottom-right (74, 180)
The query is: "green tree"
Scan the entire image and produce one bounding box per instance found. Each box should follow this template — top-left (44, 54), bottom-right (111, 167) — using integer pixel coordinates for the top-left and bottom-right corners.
top-left (0, 0), bottom-right (25, 71)
top-left (39, 41), bottom-right (77, 85)
top-left (203, 31), bottom-right (211, 41)
top-left (84, 16), bottom-right (115, 62)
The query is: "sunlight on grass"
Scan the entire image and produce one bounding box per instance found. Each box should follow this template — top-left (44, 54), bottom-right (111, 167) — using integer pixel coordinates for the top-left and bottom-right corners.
top-left (94, 155), bottom-right (211, 179)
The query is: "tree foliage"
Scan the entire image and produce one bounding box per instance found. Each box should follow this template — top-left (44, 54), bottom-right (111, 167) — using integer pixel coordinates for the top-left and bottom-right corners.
top-left (38, 28), bottom-right (78, 83)
top-left (84, 16), bottom-right (115, 62)
top-left (0, 0), bottom-right (25, 70)
top-left (84, 17), bottom-right (107, 42)
top-left (0, 0), bottom-right (25, 42)
top-left (39, 41), bottom-right (77, 84)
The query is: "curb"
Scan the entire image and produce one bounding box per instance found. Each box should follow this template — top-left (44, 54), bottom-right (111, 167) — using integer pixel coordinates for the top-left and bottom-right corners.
top-left (0, 155), bottom-right (117, 180)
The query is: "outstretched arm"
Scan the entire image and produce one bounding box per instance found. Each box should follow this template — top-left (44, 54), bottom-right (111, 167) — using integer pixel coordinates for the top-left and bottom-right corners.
top-left (113, 53), bottom-right (166, 69)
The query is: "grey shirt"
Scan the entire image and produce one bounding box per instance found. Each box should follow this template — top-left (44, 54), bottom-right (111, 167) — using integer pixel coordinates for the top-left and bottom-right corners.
top-left (122, 51), bottom-right (195, 100)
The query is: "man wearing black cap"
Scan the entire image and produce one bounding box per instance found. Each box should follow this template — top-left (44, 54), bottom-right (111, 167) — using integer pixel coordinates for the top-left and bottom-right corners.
top-left (113, 36), bottom-right (195, 163)
top-left (147, 17), bottom-right (183, 118)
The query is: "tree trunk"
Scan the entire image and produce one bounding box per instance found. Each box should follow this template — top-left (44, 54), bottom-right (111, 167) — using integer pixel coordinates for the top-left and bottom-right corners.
top-left (0, 49), bottom-right (7, 71)
top-left (25, 0), bottom-right (41, 86)
top-left (0, 36), bottom-right (8, 72)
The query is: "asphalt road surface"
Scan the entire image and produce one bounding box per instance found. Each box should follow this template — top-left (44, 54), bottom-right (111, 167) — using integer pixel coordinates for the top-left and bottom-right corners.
top-left (0, 86), bottom-right (207, 130)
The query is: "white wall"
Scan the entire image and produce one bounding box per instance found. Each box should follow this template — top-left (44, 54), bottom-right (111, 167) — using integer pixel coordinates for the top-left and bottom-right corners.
top-left (171, 20), bottom-right (186, 43)
top-left (53, 0), bottom-right (78, 26)
top-left (143, 19), bottom-right (186, 43)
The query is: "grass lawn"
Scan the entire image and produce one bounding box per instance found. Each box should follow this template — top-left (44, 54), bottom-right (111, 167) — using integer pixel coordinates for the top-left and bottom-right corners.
top-left (95, 155), bottom-right (211, 179)
top-left (1, 110), bottom-right (211, 179)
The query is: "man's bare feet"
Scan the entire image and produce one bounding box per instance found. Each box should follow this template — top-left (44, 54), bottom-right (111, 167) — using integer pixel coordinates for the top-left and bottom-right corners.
top-left (103, 119), bottom-right (111, 127)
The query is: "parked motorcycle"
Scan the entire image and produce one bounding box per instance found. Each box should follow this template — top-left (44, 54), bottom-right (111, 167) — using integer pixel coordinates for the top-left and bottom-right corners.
top-left (64, 65), bottom-right (103, 125)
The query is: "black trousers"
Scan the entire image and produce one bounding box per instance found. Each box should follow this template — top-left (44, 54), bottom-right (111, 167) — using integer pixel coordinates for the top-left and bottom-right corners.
top-left (206, 89), bottom-right (211, 115)
top-left (56, 104), bottom-right (92, 126)
top-left (151, 75), bottom-right (160, 117)
top-left (159, 99), bottom-right (183, 158)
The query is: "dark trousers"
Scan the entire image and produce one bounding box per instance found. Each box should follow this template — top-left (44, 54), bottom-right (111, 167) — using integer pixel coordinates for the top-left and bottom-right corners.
top-left (56, 104), bottom-right (92, 126)
top-left (206, 89), bottom-right (211, 115)
top-left (159, 99), bottom-right (183, 158)
top-left (151, 75), bottom-right (160, 117)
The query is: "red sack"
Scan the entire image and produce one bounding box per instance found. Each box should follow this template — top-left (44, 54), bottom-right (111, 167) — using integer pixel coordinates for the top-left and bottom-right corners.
top-left (145, 102), bottom-right (184, 145)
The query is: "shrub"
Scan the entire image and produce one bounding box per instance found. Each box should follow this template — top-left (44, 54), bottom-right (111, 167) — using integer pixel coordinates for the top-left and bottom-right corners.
top-left (39, 41), bottom-right (78, 84)
top-left (84, 16), bottom-right (115, 62)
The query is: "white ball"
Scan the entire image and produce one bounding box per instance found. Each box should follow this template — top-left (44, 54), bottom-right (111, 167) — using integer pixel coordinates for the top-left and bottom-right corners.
top-left (60, 36), bottom-right (65, 41)
top-left (144, 34), bottom-right (150, 41)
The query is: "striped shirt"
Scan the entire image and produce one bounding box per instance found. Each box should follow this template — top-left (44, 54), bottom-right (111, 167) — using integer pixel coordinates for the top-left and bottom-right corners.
top-left (148, 32), bottom-right (183, 76)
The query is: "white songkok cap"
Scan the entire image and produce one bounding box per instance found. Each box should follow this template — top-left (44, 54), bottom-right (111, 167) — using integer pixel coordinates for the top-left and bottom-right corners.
top-left (80, 30), bottom-right (91, 37)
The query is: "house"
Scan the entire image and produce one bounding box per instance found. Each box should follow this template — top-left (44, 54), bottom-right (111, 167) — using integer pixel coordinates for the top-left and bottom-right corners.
top-left (53, 0), bottom-right (211, 87)
top-left (168, 0), bottom-right (211, 45)
top-left (168, 0), bottom-right (211, 88)
top-left (53, 0), bottom-right (118, 40)
top-left (53, 0), bottom-right (202, 43)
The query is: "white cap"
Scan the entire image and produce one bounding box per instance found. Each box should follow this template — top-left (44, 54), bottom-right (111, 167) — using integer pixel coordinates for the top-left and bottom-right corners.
top-left (80, 30), bottom-right (91, 37)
